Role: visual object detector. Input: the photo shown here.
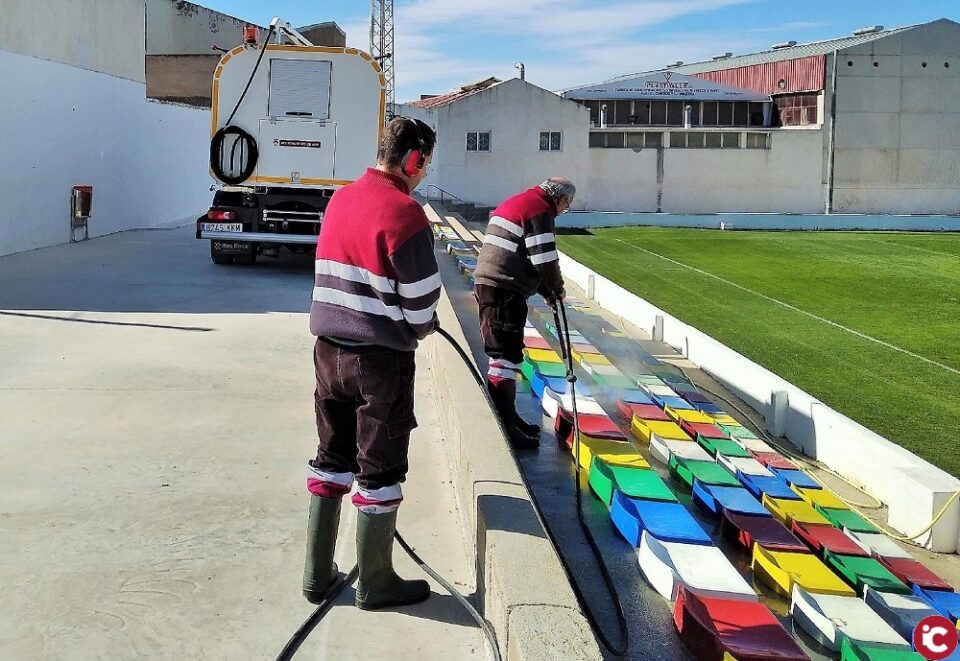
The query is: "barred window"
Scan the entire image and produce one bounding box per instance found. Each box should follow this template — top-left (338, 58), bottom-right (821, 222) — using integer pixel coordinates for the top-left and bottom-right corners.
top-left (466, 131), bottom-right (491, 152)
top-left (539, 131), bottom-right (562, 151)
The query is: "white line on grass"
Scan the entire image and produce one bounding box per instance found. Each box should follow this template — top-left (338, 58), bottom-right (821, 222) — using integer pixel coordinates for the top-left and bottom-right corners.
top-left (614, 238), bottom-right (960, 377)
top-left (869, 238), bottom-right (960, 259)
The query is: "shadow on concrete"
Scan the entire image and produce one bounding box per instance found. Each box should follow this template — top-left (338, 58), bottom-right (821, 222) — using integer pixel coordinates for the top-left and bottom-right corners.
top-left (0, 226), bottom-right (316, 315)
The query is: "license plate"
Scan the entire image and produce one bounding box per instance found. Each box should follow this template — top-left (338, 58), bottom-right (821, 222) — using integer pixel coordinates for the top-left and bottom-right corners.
top-left (202, 223), bottom-right (242, 233)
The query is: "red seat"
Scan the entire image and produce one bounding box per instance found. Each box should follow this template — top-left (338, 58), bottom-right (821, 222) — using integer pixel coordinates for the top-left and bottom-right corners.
top-left (616, 401), bottom-right (670, 422)
top-left (555, 409), bottom-right (626, 446)
top-left (681, 421), bottom-right (728, 440)
top-left (673, 587), bottom-right (810, 661)
top-left (720, 511), bottom-right (809, 554)
top-left (522, 336), bottom-right (552, 351)
top-left (750, 451), bottom-right (796, 470)
top-left (791, 522), bottom-right (870, 557)
top-left (877, 556), bottom-right (953, 592)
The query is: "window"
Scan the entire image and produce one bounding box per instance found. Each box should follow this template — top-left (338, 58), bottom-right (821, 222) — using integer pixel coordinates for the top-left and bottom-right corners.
top-left (590, 131), bottom-right (662, 149)
top-left (268, 59), bottom-right (332, 120)
top-left (746, 132), bottom-right (770, 149)
top-left (466, 131), bottom-right (491, 152)
top-left (539, 131), bottom-right (562, 151)
top-left (669, 131), bottom-right (744, 149)
top-left (774, 93), bottom-right (819, 126)
top-left (588, 132), bottom-right (625, 148)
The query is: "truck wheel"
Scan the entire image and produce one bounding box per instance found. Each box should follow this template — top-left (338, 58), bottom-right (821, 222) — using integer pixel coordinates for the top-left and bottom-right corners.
top-left (210, 242), bottom-right (233, 265)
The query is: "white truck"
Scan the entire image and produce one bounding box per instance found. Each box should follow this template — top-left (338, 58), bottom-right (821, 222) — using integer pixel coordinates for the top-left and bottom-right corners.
top-left (198, 19), bottom-right (386, 264)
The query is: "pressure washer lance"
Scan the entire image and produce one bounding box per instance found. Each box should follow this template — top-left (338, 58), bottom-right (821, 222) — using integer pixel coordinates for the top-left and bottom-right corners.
top-left (551, 300), bottom-right (629, 657)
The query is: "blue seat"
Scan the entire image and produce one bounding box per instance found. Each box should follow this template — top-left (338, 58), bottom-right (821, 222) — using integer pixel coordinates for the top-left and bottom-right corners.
top-left (653, 394), bottom-right (696, 410)
top-left (772, 468), bottom-right (821, 490)
top-left (692, 481), bottom-right (772, 518)
top-left (738, 473), bottom-right (803, 501)
top-left (613, 389), bottom-right (654, 405)
top-left (610, 491), bottom-right (712, 546)
top-left (697, 402), bottom-right (725, 414)
top-left (913, 584), bottom-right (960, 620)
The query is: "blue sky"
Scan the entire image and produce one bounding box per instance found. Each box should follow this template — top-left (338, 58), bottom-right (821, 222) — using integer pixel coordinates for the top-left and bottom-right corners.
top-left (199, 0), bottom-right (955, 101)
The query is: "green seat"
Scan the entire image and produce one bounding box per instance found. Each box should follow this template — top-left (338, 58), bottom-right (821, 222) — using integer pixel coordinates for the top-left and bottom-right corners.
top-left (840, 638), bottom-right (923, 661)
top-left (521, 358), bottom-right (566, 380)
top-left (823, 550), bottom-right (911, 595)
top-left (696, 436), bottom-right (751, 458)
top-left (669, 455), bottom-right (741, 488)
top-left (588, 457), bottom-right (677, 505)
top-left (817, 506), bottom-right (879, 533)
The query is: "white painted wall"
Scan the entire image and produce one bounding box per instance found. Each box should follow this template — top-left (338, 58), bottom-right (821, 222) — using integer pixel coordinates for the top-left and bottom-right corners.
top-left (0, 0), bottom-right (146, 82)
top-left (0, 49), bottom-right (211, 256)
top-left (832, 20), bottom-right (960, 214)
top-left (559, 251), bottom-right (960, 552)
top-left (147, 0), bottom-right (265, 55)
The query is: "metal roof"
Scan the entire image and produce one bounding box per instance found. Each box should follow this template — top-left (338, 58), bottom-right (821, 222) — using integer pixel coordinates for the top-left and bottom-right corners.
top-left (405, 77), bottom-right (503, 109)
top-left (563, 71), bottom-right (770, 102)
top-left (607, 24), bottom-right (917, 83)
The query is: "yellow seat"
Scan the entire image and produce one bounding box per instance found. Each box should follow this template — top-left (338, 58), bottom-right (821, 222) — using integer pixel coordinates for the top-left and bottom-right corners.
top-left (751, 546), bottom-right (856, 598)
top-left (575, 352), bottom-right (612, 366)
top-left (709, 414), bottom-right (741, 426)
top-left (523, 348), bottom-right (563, 364)
top-left (631, 418), bottom-right (690, 444)
top-left (575, 437), bottom-right (649, 471)
top-left (792, 486), bottom-right (848, 511)
top-left (762, 494), bottom-right (831, 526)
top-left (664, 407), bottom-right (715, 425)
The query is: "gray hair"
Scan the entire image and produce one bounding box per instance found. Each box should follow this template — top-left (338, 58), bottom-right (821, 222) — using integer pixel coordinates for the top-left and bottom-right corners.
top-left (538, 177), bottom-right (576, 204)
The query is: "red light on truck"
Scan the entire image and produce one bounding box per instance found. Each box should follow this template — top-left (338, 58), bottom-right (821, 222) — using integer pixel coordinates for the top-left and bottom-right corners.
top-left (207, 210), bottom-right (236, 221)
top-left (244, 26), bottom-right (259, 45)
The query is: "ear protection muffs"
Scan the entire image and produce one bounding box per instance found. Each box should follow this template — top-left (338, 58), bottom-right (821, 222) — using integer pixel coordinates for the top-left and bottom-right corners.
top-left (401, 118), bottom-right (427, 177)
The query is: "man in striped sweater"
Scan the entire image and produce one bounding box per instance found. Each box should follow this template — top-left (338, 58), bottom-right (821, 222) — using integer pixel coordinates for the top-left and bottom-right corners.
top-left (474, 178), bottom-right (575, 449)
top-left (302, 118), bottom-right (440, 610)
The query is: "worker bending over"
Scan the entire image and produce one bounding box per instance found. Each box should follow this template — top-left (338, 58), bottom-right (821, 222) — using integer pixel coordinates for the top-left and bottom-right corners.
top-left (302, 117), bottom-right (439, 610)
top-left (473, 178), bottom-right (575, 449)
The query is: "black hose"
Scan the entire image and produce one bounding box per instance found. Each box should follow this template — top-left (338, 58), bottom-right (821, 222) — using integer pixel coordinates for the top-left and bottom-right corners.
top-left (434, 325), bottom-right (628, 656)
top-left (210, 24), bottom-right (274, 185)
top-left (275, 566), bottom-right (358, 661)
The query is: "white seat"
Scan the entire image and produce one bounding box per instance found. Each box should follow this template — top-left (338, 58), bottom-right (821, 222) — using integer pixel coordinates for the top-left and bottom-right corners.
top-left (790, 586), bottom-right (909, 652)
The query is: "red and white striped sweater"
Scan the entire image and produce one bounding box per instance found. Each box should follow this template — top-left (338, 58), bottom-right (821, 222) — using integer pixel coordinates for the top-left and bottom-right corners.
top-left (309, 169), bottom-right (440, 351)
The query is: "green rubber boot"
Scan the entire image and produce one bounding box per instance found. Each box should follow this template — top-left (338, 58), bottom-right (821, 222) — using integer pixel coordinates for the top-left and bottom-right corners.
top-left (302, 495), bottom-right (342, 604)
top-left (355, 509), bottom-right (430, 610)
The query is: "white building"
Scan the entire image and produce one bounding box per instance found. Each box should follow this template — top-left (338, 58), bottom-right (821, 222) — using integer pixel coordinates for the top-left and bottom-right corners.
top-left (400, 19), bottom-right (960, 216)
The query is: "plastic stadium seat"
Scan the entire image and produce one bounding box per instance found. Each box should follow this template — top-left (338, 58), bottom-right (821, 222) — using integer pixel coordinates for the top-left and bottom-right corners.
top-left (588, 458), bottom-right (676, 506)
top-left (792, 486), bottom-right (848, 510)
top-left (822, 549), bottom-right (911, 595)
top-left (650, 437), bottom-right (712, 465)
top-left (876, 556), bottom-right (953, 592)
top-left (528, 370), bottom-right (567, 400)
top-left (638, 532), bottom-right (758, 602)
top-left (616, 389), bottom-right (655, 404)
top-left (709, 414), bottom-right (741, 427)
top-left (615, 401), bottom-right (665, 421)
top-left (644, 383), bottom-right (678, 397)
top-left (670, 456), bottom-right (741, 488)
top-left (771, 468), bottom-right (821, 490)
top-left (750, 452), bottom-right (796, 470)
top-left (668, 409), bottom-right (718, 426)
top-left (698, 437), bottom-right (752, 458)
top-left (675, 389), bottom-right (712, 405)
top-left (610, 492), bottom-right (712, 545)
top-left (790, 586), bottom-right (909, 652)
top-left (913, 584), bottom-right (960, 620)
top-left (722, 424), bottom-right (758, 440)
top-left (631, 418), bottom-right (690, 444)
top-left (523, 348), bottom-right (563, 364)
top-left (698, 402), bottom-right (726, 415)
top-left (522, 336), bottom-right (552, 351)
top-left (540, 387), bottom-right (606, 418)
top-left (673, 587), bottom-right (810, 661)
top-left (570, 342), bottom-right (601, 355)
top-left (691, 482), bottom-right (771, 518)
top-left (718, 456), bottom-right (775, 479)
top-left (555, 409), bottom-right (626, 445)
top-left (720, 511), bottom-right (809, 554)
top-left (680, 421), bottom-right (728, 440)
top-left (575, 352), bottom-right (612, 366)
top-left (752, 547), bottom-right (856, 598)
top-left (845, 531), bottom-right (913, 559)
top-left (636, 374), bottom-right (666, 386)
top-left (840, 638), bottom-right (924, 661)
top-left (521, 358), bottom-right (567, 380)
top-left (591, 372), bottom-right (638, 391)
top-left (790, 522), bottom-right (869, 557)
top-left (738, 474), bottom-right (801, 501)
top-left (863, 586), bottom-right (942, 642)
top-left (654, 395), bottom-right (698, 411)
top-left (574, 437), bottom-right (649, 472)
top-left (736, 438), bottom-right (778, 454)
top-left (762, 495), bottom-right (831, 526)
top-left (816, 507), bottom-right (879, 534)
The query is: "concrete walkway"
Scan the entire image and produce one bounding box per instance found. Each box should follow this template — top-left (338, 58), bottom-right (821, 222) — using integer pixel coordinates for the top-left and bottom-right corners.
top-left (0, 227), bottom-right (486, 660)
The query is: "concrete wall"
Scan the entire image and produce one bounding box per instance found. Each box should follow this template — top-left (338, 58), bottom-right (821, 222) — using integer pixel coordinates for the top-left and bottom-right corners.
top-left (0, 0), bottom-right (146, 82)
top-left (146, 0), bottom-right (263, 55)
top-left (557, 212), bottom-right (960, 231)
top-left (146, 54), bottom-right (220, 107)
top-left (832, 20), bottom-right (960, 214)
top-left (586, 129), bottom-right (824, 213)
top-left (0, 48), bottom-right (212, 256)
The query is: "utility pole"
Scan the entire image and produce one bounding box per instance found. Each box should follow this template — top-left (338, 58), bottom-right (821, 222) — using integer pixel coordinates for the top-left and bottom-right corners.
top-left (370, 0), bottom-right (396, 116)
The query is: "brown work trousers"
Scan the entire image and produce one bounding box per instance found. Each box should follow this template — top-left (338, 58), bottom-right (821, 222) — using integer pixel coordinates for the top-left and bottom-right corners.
top-left (309, 337), bottom-right (417, 490)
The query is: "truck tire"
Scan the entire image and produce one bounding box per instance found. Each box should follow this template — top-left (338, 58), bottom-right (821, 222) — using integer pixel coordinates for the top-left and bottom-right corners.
top-left (210, 242), bottom-right (233, 265)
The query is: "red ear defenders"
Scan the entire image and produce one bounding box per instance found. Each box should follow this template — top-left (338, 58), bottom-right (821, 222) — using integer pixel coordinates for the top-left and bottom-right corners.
top-left (401, 118), bottom-right (427, 177)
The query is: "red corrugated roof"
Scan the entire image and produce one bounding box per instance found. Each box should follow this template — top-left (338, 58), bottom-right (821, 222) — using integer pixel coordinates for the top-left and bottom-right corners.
top-left (406, 77), bottom-right (501, 108)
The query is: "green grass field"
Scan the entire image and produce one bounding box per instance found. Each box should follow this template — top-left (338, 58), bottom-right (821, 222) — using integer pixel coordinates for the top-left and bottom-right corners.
top-left (558, 227), bottom-right (960, 477)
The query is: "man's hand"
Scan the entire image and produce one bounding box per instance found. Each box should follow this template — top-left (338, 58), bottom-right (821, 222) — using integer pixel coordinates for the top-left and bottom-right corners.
top-left (545, 288), bottom-right (566, 309)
